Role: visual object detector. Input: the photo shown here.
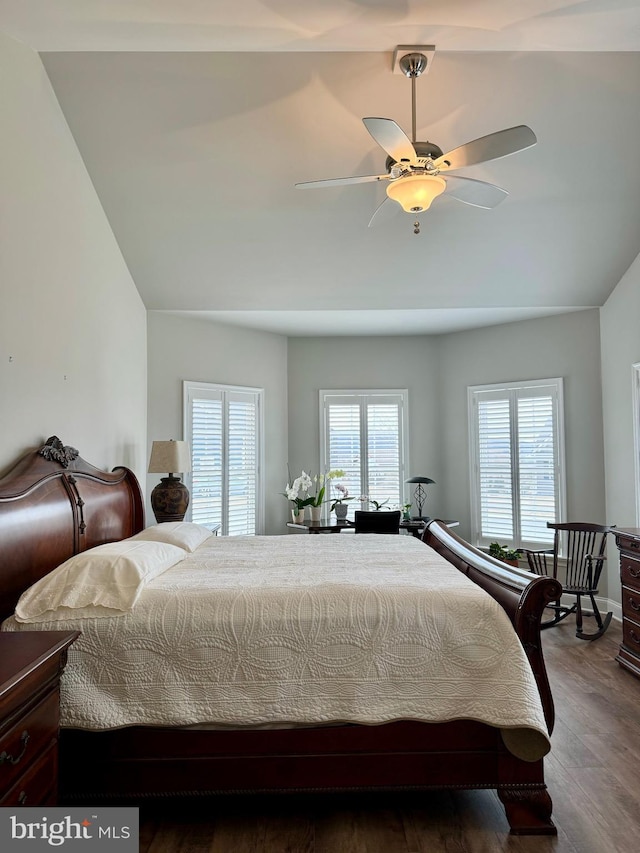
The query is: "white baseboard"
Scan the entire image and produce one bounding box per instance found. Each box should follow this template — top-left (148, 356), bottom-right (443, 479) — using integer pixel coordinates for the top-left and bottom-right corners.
top-left (557, 592), bottom-right (621, 623)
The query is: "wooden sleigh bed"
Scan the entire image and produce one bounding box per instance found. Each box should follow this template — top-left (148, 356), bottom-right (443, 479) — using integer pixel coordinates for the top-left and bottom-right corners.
top-left (0, 438), bottom-right (561, 835)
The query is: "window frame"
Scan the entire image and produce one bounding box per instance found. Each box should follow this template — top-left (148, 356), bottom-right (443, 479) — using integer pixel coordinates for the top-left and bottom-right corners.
top-left (468, 377), bottom-right (566, 550)
top-left (319, 388), bottom-right (410, 512)
top-left (183, 380), bottom-right (265, 535)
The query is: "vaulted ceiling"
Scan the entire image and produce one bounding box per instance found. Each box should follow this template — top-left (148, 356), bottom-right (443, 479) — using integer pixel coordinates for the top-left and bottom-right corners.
top-left (3, 1), bottom-right (640, 335)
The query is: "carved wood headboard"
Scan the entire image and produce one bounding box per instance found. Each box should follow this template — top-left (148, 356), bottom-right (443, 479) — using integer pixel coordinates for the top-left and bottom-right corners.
top-left (0, 437), bottom-right (144, 619)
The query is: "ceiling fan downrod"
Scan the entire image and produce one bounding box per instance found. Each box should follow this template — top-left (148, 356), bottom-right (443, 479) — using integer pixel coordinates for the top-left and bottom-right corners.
top-left (398, 52), bottom-right (428, 144)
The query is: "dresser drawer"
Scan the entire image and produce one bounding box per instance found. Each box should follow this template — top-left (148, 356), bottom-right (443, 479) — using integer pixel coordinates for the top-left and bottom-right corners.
top-left (618, 533), bottom-right (640, 556)
top-left (0, 691), bottom-right (59, 797)
top-left (622, 586), bottom-right (640, 623)
top-left (622, 616), bottom-right (640, 656)
top-left (621, 556), bottom-right (640, 590)
top-left (0, 742), bottom-right (57, 806)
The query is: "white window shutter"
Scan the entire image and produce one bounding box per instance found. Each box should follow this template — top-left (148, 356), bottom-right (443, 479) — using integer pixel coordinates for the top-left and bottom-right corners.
top-left (367, 404), bottom-right (401, 508)
top-left (227, 394), bottom-right (258, 536)
top-left (477, 397), bottom-right (513, 541)
top-left (191, 394), bottom-right (223, 527)
top-left (326, 403), bottom-right (362, 502)
top-left (185, 382), bottom-right (262, 536)
top-left (517, 394), bottom-right (556, 545)
top-left (322, 390), bottom-right (408, 514)
top-left (469, 379), bottom-right (564, 549)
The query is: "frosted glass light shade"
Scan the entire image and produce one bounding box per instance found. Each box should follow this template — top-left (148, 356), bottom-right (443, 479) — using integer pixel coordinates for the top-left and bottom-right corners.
top-left (386, 175), bottom-right (446, 213)
top-left (148, 440), bottom-right (191, 474)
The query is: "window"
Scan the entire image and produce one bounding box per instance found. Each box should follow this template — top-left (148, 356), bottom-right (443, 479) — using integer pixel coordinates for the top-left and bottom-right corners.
top-left (468, 378), bottom-right (565, 549)
top-left (320, 390), bottom-right (409, 511)
top-left (184, 381), bottom-right (263, 536)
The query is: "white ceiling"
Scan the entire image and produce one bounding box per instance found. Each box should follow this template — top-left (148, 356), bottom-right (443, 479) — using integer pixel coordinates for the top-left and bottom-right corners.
top-left (2, 1), bottom-right (640, 336)
top-left (2, 1), bottom-right (640, 52)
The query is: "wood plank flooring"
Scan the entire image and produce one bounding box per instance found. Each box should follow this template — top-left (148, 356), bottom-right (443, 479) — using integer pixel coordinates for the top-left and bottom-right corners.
top-left (139, 621), bottom-right (639, 852)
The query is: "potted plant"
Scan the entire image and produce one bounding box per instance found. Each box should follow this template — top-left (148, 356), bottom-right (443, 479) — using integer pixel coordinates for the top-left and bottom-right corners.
top-left (488, 542), bottom-right (522, 567)
top-left (330, 483), bottom-right (354, 520)
top-left (282, 471), bottom-right (314, 523)
top-left (307, 469), bottom-right (345, 522)
top-left (360, 497), bottom-right (390, 511)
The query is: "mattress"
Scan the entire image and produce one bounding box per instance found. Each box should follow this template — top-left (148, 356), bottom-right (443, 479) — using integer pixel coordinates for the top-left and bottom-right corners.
top-left (2, 534), bottom-right (550, 760)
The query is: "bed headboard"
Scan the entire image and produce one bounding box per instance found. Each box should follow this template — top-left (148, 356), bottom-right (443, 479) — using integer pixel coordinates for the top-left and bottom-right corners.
top-left (0, 437), bottom-right (144, 620)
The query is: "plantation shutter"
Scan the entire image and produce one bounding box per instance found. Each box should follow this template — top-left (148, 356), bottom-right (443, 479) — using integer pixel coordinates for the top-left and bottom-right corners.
top-left (326, 404), bottom-right (362, 503)
top-left (227, 393), bottom-right (258, 536)
top-left (190, 392), bottom-right (223, 527)
top-left (367, 404), bottom-right (401, 507)
top-left (469, 379), bottom-right (563, 549)
top-left (477, 395), bottom-right (513, 541)
top-left (185, 382), bottom-right (262, 535)
top-left (322, 391), bottom-right (408, 516)
top-left (517, 393), bottom-right (556, 544)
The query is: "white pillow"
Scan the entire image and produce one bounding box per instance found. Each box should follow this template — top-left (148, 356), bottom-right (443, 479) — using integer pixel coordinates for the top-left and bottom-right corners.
top-left (14, 540), bottom-right (186, 623)
top-left (130, 522), bottom-right (213, 553)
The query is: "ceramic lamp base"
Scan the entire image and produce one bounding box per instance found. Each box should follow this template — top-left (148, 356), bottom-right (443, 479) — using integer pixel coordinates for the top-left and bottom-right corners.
top-left (151, 475), bottom-right (190, 523)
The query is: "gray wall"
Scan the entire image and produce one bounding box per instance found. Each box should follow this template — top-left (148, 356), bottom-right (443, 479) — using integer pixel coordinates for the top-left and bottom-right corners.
top-left (288, 313), bottom-right (607, 584)
top-left (287, 335), bottom-right (442, 518)
top-left (0, 32), bottom-right (147, 481)
top-left (601, 252), bottom-right (640, 601)
top-left (147, 312), bottom-right (288, 534)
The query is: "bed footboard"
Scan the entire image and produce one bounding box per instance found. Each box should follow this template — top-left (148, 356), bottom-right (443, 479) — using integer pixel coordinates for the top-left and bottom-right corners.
top-left (424, 520), bottom-right (562, 732)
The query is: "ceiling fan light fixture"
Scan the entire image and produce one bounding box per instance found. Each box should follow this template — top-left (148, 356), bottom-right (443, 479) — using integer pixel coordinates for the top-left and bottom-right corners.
top-left (386, 174), bottom-right (446, 213)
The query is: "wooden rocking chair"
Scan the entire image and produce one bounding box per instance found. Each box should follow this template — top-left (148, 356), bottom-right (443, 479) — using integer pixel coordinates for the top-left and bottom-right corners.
top-left (523, 522), bottom-right (614, 641)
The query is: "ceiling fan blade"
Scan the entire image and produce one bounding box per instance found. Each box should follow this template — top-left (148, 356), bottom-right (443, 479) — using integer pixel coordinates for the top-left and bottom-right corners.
top-left (434, 125), bottom-right (537, 171)
top-left (444, 175), bottom-right (509, 209)
top-left (295, 174), bottom-right (389, 189)
top-left (362, 117), bottom-right (418, 166)
top-left (368, 197), bottom-right (400, 228)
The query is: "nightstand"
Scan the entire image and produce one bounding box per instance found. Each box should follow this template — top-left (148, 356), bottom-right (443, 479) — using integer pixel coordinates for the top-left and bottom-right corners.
top-left (0, 631), bottom-right (79, 806)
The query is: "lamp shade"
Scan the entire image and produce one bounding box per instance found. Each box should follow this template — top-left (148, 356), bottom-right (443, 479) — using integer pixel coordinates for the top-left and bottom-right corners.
top-left (406, 476), bottom-right (435, 485)
top-left (386, 175), bottom-right (446, 213)
top-left (148, 440), bottom-right (191, 474)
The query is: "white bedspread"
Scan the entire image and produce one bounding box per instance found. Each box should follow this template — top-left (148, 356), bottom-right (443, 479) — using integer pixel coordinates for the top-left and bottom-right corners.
top-left (2, 534), bottom-right (550, 758)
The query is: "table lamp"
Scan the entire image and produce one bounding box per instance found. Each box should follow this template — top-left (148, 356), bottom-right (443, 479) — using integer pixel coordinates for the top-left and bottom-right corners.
top-left (406, 476), bottom-right (435, 521)
top-left (148, 440), bottom-right (191, 523)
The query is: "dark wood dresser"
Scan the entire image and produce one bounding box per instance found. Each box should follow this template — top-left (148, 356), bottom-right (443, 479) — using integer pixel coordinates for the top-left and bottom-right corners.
top-left (614, 528), bottom-right (640, 679)
top-left (0, 631), bottom-right (78, 805)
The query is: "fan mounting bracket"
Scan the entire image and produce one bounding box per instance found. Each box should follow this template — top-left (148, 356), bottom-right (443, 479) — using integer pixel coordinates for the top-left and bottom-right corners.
top-left (392, 45), bottom-right (436, 76)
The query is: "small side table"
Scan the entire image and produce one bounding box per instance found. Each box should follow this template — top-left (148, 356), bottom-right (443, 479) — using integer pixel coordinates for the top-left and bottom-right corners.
top-left (287, 520), bottom-right (352, 534)
top-left (287, 518), bottom-right (459, 537)
top-left (0, 631), bottom-right (79, 806)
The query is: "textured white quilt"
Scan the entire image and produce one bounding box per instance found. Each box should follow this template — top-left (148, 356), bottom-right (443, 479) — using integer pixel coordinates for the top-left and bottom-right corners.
top-left (2, 534), bottom-right (550, 758)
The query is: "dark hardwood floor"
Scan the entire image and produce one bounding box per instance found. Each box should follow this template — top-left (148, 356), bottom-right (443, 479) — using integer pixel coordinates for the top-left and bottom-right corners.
top-left (139, 620), bottom-right (639, 852)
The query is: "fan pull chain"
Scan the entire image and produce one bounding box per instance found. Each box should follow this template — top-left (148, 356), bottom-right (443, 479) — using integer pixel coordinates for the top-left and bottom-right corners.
top-left (413, 220), bottom-right (420, 235)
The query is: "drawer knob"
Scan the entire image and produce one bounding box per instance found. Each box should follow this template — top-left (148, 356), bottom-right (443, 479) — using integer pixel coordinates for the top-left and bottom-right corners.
top-left (631, 598), bottom-right (640, 612)
top-left (18, 790), bottom-right (28, 805)
top-left (0, 730), bottom-right (30, 767)
top-left (629, 566), bottom-right (640, 579)
top-left (630, 630), bottom-right (640, 646)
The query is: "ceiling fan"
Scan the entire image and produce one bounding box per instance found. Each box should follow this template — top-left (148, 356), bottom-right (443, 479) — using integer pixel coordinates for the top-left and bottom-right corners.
top-left (295, 48), bottom-right (537, 234)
